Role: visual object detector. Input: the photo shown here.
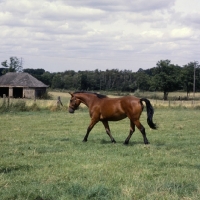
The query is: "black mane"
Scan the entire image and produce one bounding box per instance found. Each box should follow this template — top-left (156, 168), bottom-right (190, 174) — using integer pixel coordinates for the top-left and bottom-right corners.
top-left (73, 91), bottom-right (107, 99)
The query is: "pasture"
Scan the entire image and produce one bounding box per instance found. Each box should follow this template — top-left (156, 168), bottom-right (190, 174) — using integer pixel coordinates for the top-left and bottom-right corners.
top-left (0, 105), bottom-right (200, 199)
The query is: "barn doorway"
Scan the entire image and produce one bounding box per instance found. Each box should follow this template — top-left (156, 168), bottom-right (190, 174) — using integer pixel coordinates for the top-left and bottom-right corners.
top-left (13, 88), bottom-right (23, 98)
top-left (0, 87), bottom-right (9, 97)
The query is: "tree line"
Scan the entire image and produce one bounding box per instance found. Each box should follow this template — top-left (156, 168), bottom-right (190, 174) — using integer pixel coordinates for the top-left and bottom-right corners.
top-left (1, 57), bottom-right (200, 100)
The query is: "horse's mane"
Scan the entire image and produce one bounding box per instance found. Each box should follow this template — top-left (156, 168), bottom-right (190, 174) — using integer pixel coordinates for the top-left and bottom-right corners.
top-left (73, 91), bottom-right (107, 99)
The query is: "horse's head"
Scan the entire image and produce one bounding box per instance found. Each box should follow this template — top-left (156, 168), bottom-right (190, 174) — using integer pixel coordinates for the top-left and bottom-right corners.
top-left (68, 92), bottom-right (81, 113)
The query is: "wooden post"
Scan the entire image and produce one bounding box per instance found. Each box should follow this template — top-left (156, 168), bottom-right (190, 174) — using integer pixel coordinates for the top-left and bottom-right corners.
top-left (7, 96), bottom-right (10, 107)
top-left (57, 96), bottom-right (63, 108)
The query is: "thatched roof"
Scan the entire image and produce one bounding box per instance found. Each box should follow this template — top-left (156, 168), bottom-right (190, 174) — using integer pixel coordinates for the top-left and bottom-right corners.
top-left (0, 72), bottom-right (48, 87)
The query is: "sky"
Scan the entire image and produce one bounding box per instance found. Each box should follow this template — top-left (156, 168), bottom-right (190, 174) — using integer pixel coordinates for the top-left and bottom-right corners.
top-left (0, 0), bottom-right (200, 72)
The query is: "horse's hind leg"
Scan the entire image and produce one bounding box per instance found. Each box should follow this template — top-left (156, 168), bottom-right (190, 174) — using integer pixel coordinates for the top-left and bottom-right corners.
top-left (102, 121), bottom-right (116, 143)
top-left (134, 120), bottom-right (149, 144)
top-left (124, 121), bottom-right (135, 145)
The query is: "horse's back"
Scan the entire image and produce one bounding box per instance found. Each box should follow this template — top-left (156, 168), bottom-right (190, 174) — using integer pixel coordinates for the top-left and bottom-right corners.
top-left (101, 95), bottom-right (141, 108)
top-left (98, 95), bottom-right (142, 121)
top-left (121, 95), bottom-right (142, 109)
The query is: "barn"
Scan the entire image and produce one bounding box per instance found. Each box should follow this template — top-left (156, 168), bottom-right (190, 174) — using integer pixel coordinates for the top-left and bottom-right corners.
top-left (0, 72), bottom-right (48, 99)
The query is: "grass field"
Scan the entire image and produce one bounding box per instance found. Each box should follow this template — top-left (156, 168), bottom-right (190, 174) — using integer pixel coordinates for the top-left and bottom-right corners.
top-left (0, 106), bottom-right (200, 199)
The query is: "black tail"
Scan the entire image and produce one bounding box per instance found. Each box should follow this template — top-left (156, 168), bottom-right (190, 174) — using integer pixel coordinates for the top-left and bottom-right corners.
top-left (140, 98), bottom-right (156, 129)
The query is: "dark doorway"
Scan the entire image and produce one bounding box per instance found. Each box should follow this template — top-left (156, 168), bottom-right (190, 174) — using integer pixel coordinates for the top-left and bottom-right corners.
top-left (13, 88), bottom-right (23, 98)
top-left (0, 87), bottom-right (9, 97)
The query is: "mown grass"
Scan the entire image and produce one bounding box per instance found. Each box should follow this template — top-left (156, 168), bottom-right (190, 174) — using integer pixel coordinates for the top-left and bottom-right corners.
top-left (0, 107), bottom-right (200, 200)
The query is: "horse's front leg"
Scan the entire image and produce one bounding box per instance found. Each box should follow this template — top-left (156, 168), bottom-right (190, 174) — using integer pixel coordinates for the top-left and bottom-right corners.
top-left (101, 121), bottom-right (116, 143)
top-left (124, 121), bottom-right (135, 145)
top-left (83, 119), bottom-right (98, 142)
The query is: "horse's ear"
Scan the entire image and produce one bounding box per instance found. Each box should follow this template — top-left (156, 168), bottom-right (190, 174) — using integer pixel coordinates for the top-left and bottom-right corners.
top-left (69, 92), bottom-right (73, 97)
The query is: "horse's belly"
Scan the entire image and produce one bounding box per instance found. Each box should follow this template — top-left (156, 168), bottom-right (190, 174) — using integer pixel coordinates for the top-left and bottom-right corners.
top-left (100, 112), bottom-right (127, 121)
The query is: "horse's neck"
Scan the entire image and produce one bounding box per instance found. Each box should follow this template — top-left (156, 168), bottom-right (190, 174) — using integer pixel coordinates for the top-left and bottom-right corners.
top-left (76, 94), bottom-right (97, 108)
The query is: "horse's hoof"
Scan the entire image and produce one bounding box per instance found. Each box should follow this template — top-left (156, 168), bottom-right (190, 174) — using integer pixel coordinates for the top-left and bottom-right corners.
top-left (123, 142), bottom-right (129, 145)
top-left (82, 139), bottom-right (87, 142)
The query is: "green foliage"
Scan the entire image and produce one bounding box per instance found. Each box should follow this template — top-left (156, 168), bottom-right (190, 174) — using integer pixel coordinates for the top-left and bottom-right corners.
top-left (0, 109), bottom-right (200, 199)
top-left (40, 91), bottom-right (53, 100)
top-left (0, 99), bottom-right (27, 112)
top-left (10, 100), bottom-right (27, 111)
top-left (0, 98), bottom-right (8, 112)
top-left (181, 62), bottom-right (200, 98)
top-left (151, 60), bottom-right (182, 100)
top-left (0, 58), bottom-right (198, 102)
top-left (17, 59), bottom-right (200, 99)
top-left (28, 102), bottom-right (41, 111)
top-left (135, 69), bottom-right (151, 91)
top-left (51, 73), bottom-right (64, 89)
top-left (1, 57), bottom-right (23, 73)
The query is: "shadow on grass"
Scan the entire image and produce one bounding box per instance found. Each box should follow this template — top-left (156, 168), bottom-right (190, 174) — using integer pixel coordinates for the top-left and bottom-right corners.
top-left (60, 138), bottom-right (70, 142)
top-left (64, 137), bottom-right (166, 147)
top-left (34, 196), bottom-right (50, 200)
top-left (0, 165), bottom-right (32, 174)
top-left (100, 139), bottom-right (144, 146)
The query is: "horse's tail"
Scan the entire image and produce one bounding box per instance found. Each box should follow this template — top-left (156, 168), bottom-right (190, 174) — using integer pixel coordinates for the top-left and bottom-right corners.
top-left (140, 98), bottom-right (157, 129)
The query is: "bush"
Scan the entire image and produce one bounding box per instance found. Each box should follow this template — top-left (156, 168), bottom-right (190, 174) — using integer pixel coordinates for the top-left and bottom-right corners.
top-left (0, 98), bottom-right (28, 112)
top-left (9, 100), bottom-right (27, 111)
top-left (28, 102), bottom-right (40, 111)
top-left (41, 91), bottom-right (53, 100)
top-left (0, 98), bottom-right (8, 112)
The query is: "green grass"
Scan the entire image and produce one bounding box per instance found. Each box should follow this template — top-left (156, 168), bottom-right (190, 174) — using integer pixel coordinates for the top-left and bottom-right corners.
top-left (0, 108), bottom-right (200, 200)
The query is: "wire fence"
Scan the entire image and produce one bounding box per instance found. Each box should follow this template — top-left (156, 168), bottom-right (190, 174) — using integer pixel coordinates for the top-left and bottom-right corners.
top-left (1, 94), bottom-right (200, 111)
top-left (150, 99), bottom-right (200, 108)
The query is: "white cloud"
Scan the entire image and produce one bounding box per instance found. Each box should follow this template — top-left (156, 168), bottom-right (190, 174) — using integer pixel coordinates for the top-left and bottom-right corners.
top-left (142, 30), bottom-right (164, 39)
top-left (170, 28), bottom-right (193, 39)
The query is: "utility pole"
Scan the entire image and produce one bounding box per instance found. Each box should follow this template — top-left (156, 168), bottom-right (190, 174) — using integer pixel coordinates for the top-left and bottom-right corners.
top-left (193, 61), bottom-right (199, 99)
top-left (193, 61), bottom-right (196, 99)
top-left (21, 57), bottom-right (23, 68)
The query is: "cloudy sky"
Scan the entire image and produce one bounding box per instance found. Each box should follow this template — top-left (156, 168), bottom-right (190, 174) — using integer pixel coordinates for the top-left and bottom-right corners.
top-left (0, 0), bottom-right (200, 72)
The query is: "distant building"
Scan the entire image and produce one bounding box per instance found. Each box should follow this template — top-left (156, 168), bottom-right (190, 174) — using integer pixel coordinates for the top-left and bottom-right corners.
top-left (0, 72), bottom-right (48, 99)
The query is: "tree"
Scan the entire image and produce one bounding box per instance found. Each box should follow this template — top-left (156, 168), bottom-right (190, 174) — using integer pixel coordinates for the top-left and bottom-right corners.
top-left (181, 62), bottom-right (195, 98)
top-left (51, 73), bottom-right (64, 89)
top-left (151, 60), bottom-right (182, 100)
top-left (23, 68), bottom-right (45, 76)
top-left (80, 72), bottom-right (88, 90)
top-left (135, 69), bottom-right (151, 91)
top-left (1, 57), bottom-right (23, 73)
top-left (41, 71), bottom-right (54, 87)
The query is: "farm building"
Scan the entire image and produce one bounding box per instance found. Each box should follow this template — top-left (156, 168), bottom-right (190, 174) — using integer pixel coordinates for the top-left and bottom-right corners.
top-left (0, 72), bottom-right (48, 99)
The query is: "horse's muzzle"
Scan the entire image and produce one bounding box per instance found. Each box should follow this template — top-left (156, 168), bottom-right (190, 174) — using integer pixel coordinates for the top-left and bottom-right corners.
top-left (68, 107), bottom-right (75, 113)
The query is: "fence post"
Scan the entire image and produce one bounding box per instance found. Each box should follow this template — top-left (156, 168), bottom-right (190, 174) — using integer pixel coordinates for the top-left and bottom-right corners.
top-left (7, 96), bottom-right (10, 108)
top-left (192, 100), bottom-right (195, 107)
top-left (3, 94), bottom-right (6, 103)
top-left (57, 96), bottom-right (63, 108)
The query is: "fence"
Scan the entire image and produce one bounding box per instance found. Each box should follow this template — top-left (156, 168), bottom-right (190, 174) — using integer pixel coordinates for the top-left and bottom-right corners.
top-left (150, 99), bottom-right (200, 108)
top-left (1, 95), bottom-right (200, 110)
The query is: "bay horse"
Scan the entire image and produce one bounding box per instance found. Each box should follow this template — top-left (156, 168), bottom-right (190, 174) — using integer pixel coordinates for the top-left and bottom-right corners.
top-left (68, 91), bottom-right (156, 145)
